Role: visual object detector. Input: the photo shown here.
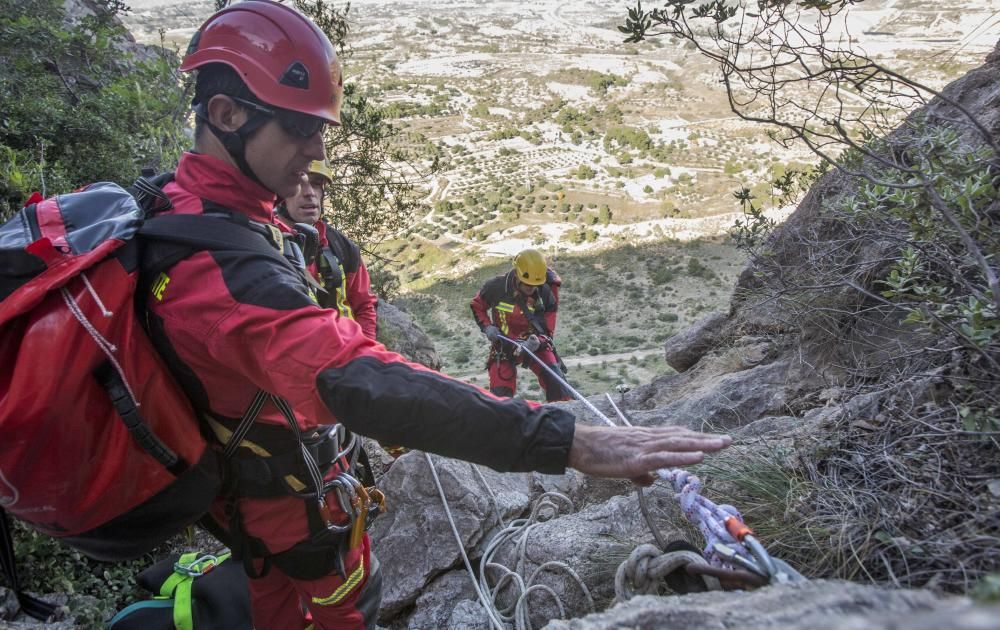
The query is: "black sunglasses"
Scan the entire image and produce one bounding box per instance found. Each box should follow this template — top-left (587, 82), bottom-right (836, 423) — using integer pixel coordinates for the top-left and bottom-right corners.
top-left (230, 96), bottom-right (327, 139)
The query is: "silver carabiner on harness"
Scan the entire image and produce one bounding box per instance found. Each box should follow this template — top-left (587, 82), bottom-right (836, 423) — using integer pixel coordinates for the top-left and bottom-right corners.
top-left (173, 554), bottom-right (221, 577)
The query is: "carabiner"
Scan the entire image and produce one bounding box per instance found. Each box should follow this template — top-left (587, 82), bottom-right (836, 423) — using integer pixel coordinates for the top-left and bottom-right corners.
top-left (173, 554), bottom-right (219, 577)
top-left (712, 542), bottom-right (768, 578)
top-left (744, 535), bottom-right (778, 579)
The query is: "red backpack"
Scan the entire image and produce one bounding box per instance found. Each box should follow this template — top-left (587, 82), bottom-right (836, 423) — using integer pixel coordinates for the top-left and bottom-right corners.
top-left (0, 177), bottom-right (290, 618)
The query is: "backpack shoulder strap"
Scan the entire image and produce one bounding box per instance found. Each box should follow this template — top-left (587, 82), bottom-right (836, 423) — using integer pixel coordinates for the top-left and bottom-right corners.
top-left (517, 293), bottom-right (552, 337)
top-left (138, 214), bottom-right (287, 262)
top-left (137, 213), bottom-right (296, 288)
top-left (129, 171), bottom-right (176, 216)
top-left (323, 224), bottom-right (361, 273)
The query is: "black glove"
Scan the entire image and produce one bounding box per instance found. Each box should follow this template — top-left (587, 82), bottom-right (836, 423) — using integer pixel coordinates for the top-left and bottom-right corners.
top-left (524, 334), bottom-right (541, 352)
top-left (484, 325), bottom-right (500, 343)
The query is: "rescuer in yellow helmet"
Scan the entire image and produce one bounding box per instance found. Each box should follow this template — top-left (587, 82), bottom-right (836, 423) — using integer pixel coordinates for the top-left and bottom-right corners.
top-left (470, 249), bottom-right (571, 402)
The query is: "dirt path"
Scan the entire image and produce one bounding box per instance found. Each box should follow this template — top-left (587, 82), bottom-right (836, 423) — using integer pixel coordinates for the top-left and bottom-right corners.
top-left (443, 346), bottom-right (662, 381)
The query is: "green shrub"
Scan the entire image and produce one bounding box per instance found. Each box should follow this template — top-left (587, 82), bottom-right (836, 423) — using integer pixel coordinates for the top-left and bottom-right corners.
top-left (651, 267), bottom-right (676, 286)
top-left (11, 519), bottom-right (165, 625)
top-left (1, 0), bottom-right (187, 218)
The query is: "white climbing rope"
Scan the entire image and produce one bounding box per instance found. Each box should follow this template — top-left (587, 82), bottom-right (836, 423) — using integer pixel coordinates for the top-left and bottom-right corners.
top-left (425, 336), bottom-right (802, 626)
top-left (601, 393), bottom-right (753, 569)
top-left (425, 451), bottom-right (595, 630)
top-left (424, 452), bottom-right (507, 630)
top-left (478, 491), bottom-right (595, 630)
top-left (497, 333), bottom-right (763, 571)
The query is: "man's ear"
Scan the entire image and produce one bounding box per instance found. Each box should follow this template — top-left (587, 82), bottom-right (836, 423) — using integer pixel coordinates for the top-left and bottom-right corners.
top-left (206, 94), bottom-right (249, 133)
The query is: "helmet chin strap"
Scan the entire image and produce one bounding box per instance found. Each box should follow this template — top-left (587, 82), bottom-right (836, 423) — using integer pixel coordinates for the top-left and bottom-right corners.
top-left (195, 103), bottom-right (272, 192)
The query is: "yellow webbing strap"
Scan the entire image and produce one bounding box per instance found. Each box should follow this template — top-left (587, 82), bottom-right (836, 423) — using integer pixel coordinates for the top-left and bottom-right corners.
top-left (158, 552), bottom-right (197, 630)
top-left (156, 552), bottom-right (232, 630)
top-left (204, 414), bottom-right (307, 492)
top-left (311, 561), bottom-right (365, 606)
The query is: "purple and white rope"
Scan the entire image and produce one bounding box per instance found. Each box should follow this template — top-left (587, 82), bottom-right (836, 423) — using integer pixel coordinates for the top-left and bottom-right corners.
top-left (656, 468), bottom-right (748, 566)
top-left (500, 334), bottom-right (755, 567)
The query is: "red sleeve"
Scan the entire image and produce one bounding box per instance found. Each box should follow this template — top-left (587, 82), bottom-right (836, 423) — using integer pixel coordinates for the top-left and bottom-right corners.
top-left (345, 259), bottom-right (378, 340)
top-left (470, 289), bottom-right (492, 330)
top-left (152, 252), bottom-right (576, 474)
top-left (545, 311), bottom-right (557, 336)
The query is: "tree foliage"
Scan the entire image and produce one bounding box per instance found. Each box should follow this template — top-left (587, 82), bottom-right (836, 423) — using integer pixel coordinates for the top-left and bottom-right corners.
top-left (287, 0), bottom-right (426, 252)
top-left (0, 0), bottom-right (188, 219)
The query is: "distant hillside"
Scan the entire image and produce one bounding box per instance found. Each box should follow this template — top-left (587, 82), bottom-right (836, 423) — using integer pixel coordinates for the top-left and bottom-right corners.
top-left (120, 0), bottom-right (997, 278)
top-left (397, 236), bottom-right (742, 399)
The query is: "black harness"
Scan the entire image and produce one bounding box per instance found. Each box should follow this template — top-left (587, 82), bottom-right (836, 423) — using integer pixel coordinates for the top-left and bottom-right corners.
top-left (136, 174), bottom-right (381, 581)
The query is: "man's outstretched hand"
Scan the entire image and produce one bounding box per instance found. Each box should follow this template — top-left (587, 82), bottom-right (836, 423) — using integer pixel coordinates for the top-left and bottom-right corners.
top-left (567, 424), bottom-right (732, 485)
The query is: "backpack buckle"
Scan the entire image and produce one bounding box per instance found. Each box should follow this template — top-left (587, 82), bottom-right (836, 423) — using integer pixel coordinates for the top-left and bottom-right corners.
top-left (264, 224), bottom-right (284, 251)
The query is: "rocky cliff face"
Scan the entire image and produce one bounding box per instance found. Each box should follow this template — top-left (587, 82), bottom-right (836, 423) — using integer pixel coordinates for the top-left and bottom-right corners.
top-left (59, 0), bottom-right (160, 61)
top-left (362, 43), bottom-right (1000, 629)
top-left (377, 299), bottom-right (443, 370)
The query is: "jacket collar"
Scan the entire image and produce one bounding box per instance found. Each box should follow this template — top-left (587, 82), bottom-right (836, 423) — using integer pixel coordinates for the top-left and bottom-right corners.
top-left (274, 212), bottom-right (330, 248)
top-left (175, 152), bottom-right (276, 223)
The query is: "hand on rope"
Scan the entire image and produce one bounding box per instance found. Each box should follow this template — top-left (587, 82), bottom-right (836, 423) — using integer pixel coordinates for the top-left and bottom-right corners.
top-left (523, 334), bottom-right (541, 353)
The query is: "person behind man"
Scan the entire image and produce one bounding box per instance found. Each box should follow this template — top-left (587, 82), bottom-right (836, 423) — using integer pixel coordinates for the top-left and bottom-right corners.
top-left (149, 2), bottom-right (731, 628)
top-left (278, 162), bottom-right (409, 467)
top-left (471, 248), bottom-right (571, 402)
top-left (277, 160), bottom-right (377, 340)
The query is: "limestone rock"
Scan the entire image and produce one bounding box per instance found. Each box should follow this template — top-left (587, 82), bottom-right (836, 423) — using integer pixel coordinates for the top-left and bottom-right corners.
top-left (445, 600), bottom-right (494, 629)
top-left (377, 299), bottom-right (442, 370)
top-left (624, 339), bottom-right (822, 431)
top-left (486, 493), bottom-right (685, 628)
top-left (662, 311), bottom-right (729, 372)
top-left (368, 453), bottom-right (531, 619)
top-left (0, 588), bottom-right (18, 621)
top-left (61, 0), bottom-right (159, 62)
top-left (543, 580), bottom-right (964, 629)
top-left (0, 588), bottom-right (74, 628)
top-left (406, 571), bottom-right (490, 630)
top-left (528, 469), bottom-right (633, 512)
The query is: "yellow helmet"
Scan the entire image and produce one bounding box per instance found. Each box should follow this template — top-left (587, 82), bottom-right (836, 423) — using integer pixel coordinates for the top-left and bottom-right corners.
top-left (307, 160), bottom-right (333, 185)
top-left (513, 249), bottom-right (547, 286)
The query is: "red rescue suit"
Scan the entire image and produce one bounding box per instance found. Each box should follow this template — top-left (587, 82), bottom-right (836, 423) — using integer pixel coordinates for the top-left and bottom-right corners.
top-left (277, 216), bottom-right (378, 340)
top-left (146, 153), bottom-right (576, 629)
top-left (470, 269), bottom-right (571, 402)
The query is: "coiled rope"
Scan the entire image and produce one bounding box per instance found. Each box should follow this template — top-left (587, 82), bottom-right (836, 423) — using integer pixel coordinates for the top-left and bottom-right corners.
top-left (614, 543), bottom-right (718, 602)
top-left (425, 455), bottom-right (593, 630)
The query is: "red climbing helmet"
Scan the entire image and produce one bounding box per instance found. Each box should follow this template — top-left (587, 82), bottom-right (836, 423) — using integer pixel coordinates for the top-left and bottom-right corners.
top-left (180, 0), bottom-right (343, 124)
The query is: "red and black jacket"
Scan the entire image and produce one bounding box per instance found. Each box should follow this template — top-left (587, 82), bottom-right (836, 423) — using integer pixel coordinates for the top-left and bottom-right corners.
top-left (470, 269), bottom-right (561, 343)
top-left (276, 216), bottom-right (378, 341)
top-left (146, 153), bottom-right (573, 478)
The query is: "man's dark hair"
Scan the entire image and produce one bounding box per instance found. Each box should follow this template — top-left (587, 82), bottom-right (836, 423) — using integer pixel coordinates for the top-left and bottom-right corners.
top-left (192, 63), bottom-right (261, 139)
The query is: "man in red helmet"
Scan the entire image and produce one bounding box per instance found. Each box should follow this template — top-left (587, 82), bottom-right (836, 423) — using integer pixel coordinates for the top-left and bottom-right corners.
top-left (149, 2), bottom-right (732, 629)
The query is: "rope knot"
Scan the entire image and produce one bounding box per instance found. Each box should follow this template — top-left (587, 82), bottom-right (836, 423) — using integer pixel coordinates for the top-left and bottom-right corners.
top-left (614, 544), bottom-right (711, 603)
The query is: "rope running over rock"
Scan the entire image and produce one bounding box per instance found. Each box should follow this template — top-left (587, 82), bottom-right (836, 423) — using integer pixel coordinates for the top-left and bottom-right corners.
top-left (426, 451), bottom-right (594, 630)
